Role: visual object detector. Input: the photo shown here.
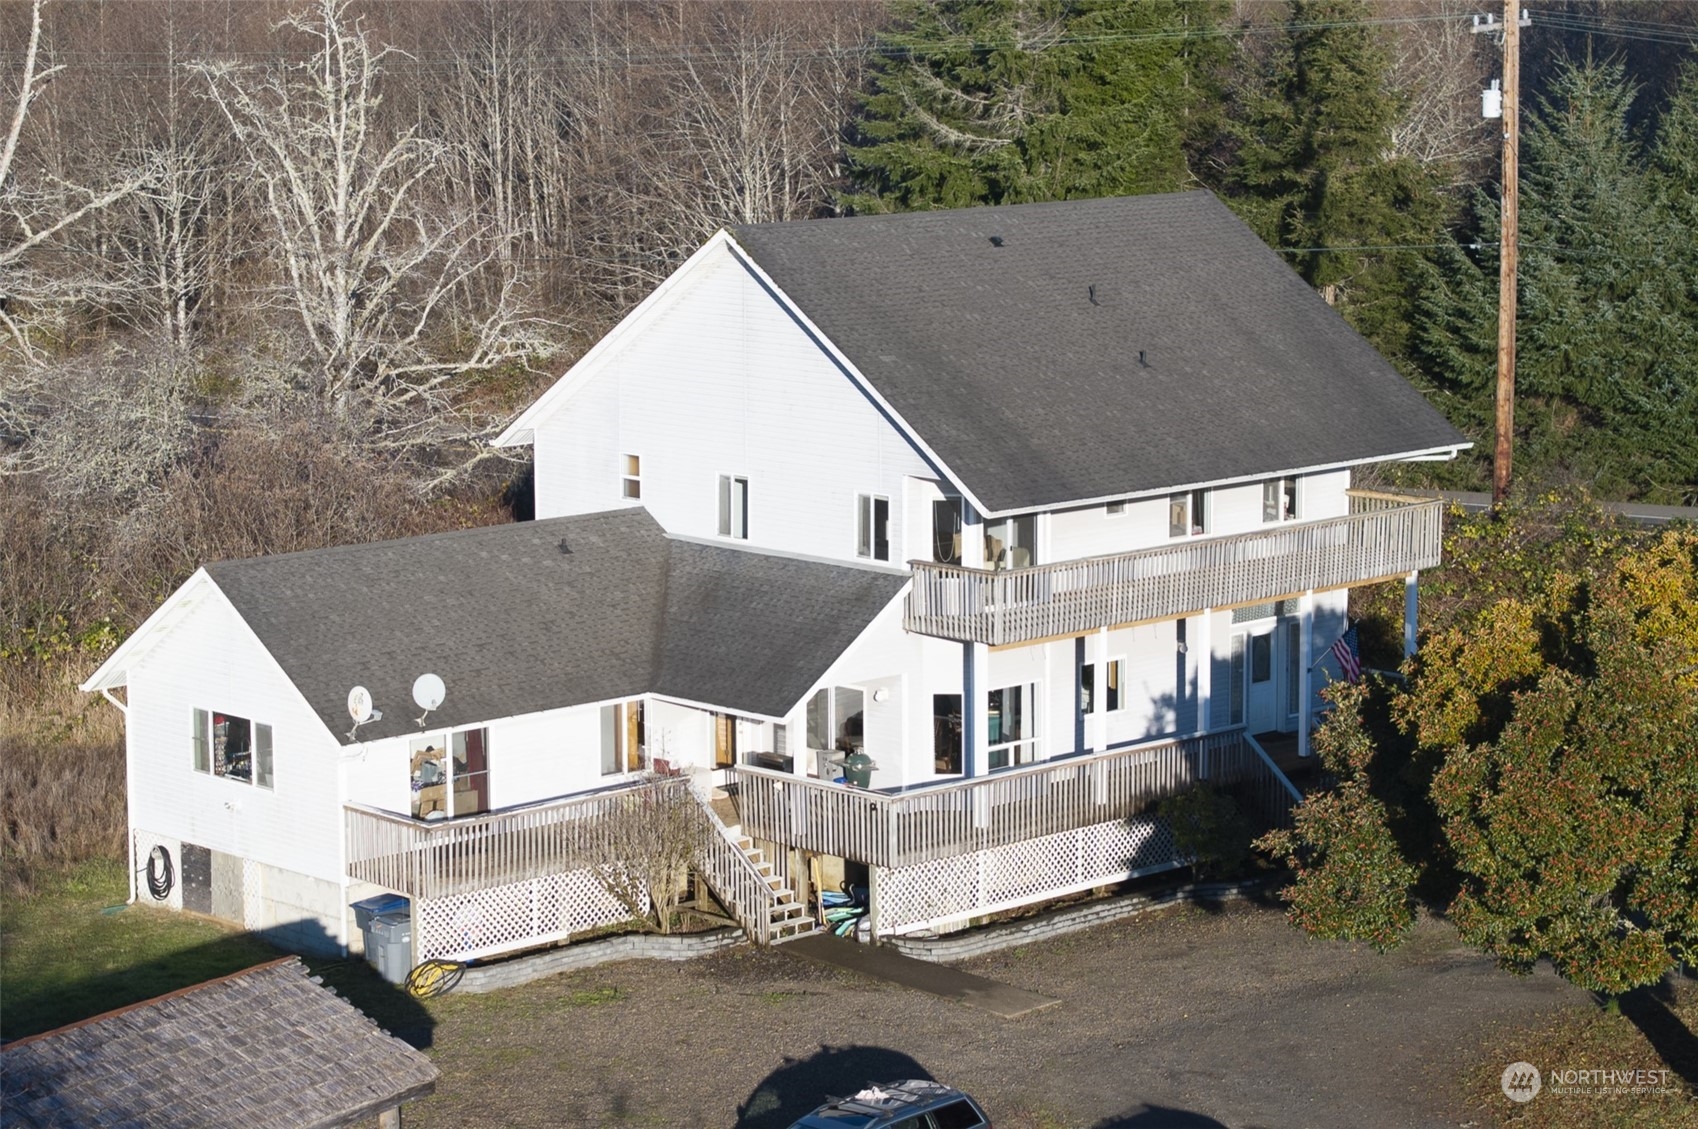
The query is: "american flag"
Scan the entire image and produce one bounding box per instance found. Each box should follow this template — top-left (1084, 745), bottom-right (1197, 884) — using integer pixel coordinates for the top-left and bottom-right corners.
top-left (1331, 621), bottom-right (1363, 683)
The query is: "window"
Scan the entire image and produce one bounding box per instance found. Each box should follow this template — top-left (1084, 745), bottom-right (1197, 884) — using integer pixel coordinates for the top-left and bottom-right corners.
top-left (600, 704), bottom-right (622, 775)
top-left (192, 709), bottom-right (272, 789)
top-left (1262, 476), bottom-right (1298, 522)
top-left (1229, 635), bottom-right (1246, 725)
top-left (718, 475), bottom-right (748, 539)
top-left (1169, 489), bottom-right (1208, 537)
top-left (933, 693), bottom-right (963, 774)
top-left (857, 494), bottom-right (890, 561)
top-left (410, 728), bottom-right (490, 819)
top-left (985, 514), bottom-right (1035, 569)
top-left (805, 686), bottom-right (865, 762)
top-left (621, 454), bottom-right (642, 500)
top-left (932, 499), bottom-right (962, 564)
top-left (987, 683), bottom-right (1037, 769)
top-left (1105, 501), bottom-right (1126, 515)
top-left (1251, 632), bottom-right (1273, 684)
top-left (1081, 660), bottom-right (1124, 714)
top-left (601, 702), bottom-right (643, 775)
top-left (933, 1100), bottom-right (989, 1129)
top-left (1284, 620), bottom-right (1301, 717)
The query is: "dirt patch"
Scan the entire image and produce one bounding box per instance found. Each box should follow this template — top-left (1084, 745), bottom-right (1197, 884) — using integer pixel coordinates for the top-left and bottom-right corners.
top-left (403, 901), bottom-right (1597, 1128)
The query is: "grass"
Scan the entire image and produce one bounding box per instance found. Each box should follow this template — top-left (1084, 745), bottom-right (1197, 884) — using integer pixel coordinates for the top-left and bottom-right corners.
top-left (1463, 979), bottom-right (1698, 1127)
top-left (0, 858), bottom-right (279, 1041)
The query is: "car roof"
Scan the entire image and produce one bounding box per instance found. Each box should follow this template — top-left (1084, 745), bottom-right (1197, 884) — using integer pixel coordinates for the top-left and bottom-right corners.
top-left (791, 1080), bottom-right (970, 1127)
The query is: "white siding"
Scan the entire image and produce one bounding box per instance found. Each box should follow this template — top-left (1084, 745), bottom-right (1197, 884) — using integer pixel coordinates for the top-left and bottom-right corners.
top-left (532, 243), bottom-right (936, 563)
top-left (124, 587), bottom-right (349, 948)
top-left (1046, 471), bottom-right (1356, 565)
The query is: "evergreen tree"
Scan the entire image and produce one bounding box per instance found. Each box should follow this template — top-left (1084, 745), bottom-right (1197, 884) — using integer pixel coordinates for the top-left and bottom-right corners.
top-left (843, 0), bottom-right (1226, 212)
top-left (1224, 0), bottom-right (1445, 359)
top-left (1414, 58), bottom-right (1698, 503)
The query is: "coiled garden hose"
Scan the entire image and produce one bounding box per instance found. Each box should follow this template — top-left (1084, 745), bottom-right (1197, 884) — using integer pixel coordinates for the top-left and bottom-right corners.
top-left (405, 958), bottom-right (466, 998)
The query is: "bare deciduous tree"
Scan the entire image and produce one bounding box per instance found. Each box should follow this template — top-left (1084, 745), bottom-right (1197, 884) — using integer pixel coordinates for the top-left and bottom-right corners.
top-left (1, 0), bottom-right (152, 360)
top-left (192, 0), bottom-right (556, 444)
top-left (587, 777), bottom-right (702, 935)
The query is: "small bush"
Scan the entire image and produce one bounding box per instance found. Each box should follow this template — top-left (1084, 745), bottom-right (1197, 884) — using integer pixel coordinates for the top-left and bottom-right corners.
top-left (1158, 784), bottom-right (1252, 880)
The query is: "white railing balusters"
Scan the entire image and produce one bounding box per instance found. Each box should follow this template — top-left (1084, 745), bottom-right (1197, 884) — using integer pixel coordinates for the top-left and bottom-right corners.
top-left (732, 729), bottom-right (1299, 868)
top-left (908, 493), bottom-right (1442, 645)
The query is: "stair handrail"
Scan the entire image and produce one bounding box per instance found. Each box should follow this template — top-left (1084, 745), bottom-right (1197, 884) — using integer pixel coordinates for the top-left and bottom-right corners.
top-left (688, 792), bottom-right (785, 946)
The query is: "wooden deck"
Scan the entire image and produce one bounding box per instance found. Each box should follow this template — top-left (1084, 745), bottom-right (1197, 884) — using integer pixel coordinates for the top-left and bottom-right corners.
top-left (905, 490), bottom-right (1443, 646)
top-left (732, 728), bottom-right (1300, 870)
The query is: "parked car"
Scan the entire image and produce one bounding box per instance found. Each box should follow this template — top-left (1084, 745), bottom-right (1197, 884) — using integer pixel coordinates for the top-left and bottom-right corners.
top-left (786, 1080), bottom-right (989, 1128)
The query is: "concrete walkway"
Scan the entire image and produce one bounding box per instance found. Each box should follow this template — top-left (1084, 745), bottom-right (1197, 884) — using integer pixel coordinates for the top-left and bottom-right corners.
top-left (782, 933), bottom-right (1060, 1018)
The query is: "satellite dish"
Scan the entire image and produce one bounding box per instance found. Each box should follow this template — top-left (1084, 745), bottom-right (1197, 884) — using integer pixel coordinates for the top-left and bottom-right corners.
top-left (412, 673), bottom-right (446, 726)
top-left (347, 686), bottom-right (374, 724)
top-left (413, 673), bottom-right (446, 711)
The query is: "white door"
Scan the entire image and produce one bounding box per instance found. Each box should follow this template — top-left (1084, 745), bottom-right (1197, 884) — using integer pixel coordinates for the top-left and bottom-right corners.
top-left (1245, 624), bottom-right (1279, 734)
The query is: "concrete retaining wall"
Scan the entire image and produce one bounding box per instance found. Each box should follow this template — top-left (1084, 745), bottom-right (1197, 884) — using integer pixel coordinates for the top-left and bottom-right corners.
top-left (885, 879), bottom-right (1272, 963)
top-left (455, 927), bottom-right (746, 993)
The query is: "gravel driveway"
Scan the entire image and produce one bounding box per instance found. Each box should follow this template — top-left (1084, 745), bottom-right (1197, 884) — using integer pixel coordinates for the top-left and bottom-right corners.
top-left (407, 899), bottom-right (1586, 1128)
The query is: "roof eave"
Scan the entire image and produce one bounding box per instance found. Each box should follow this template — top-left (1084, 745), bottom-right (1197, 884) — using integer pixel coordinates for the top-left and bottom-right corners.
top-left (976, 442), bottom-right (1473, 519)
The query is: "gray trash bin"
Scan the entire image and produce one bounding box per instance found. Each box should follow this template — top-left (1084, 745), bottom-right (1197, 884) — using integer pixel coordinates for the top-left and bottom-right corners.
top-left (368, 910), bottom-right (414, 985)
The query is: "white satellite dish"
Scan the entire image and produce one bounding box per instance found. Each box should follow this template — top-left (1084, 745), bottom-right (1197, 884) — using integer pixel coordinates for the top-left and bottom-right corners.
top-left (412, 673), bottom-right (446, 726)
top-left (347, 686), bottom-right (374, 724)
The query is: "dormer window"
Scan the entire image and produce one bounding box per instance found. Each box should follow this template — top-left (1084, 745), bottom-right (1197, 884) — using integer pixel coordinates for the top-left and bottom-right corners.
top-left (1262, 476), bottom-right (1298, 522)
top-left (1169, 489), bottom-right (1208, 537)
top-left (621, 455), bottom-right (642, 500)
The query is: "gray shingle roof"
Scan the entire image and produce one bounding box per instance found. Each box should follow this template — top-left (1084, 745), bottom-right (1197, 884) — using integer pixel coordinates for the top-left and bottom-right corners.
top-left (731, 191), bottom-right (1466, 514)
top-left (0, 958), bottom-right (437, 1129)
top-left (203, 510), bottom-right (906, 743)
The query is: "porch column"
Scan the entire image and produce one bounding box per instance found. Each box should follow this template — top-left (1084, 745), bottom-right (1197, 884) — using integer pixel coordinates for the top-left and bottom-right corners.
top-left (1403, 571), bottom-right (1420, 659)
top-left (1195, 610), bottom-right (1212, 734)
top-left (962, 641), bottom-right (988, 778)
top-left (1297, 591), bottom-right (1315, 757)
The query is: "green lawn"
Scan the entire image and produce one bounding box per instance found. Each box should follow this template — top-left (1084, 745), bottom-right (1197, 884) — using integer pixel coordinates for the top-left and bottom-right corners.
top-left (0, 859), bottom-right (279, 1040)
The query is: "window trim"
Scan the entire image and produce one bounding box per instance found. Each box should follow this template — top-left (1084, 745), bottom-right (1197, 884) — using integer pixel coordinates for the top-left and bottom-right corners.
top-left (986, 681), bottom-right (1039, 770)
top-left (717, 474), bottom-right (749, 539)
top-left (856, 493), bottom-right (891, 561)
top-left (1080, 658), bottom-right (1126, 715)
top-left (409, 724), bottom-right (492, 820)
top-left (1169, 489), bottom-right (1209, 538)
top-left (191, 707), bottom-right (273, 790)
top-left (1262, 476), bottom-right (1299, 523)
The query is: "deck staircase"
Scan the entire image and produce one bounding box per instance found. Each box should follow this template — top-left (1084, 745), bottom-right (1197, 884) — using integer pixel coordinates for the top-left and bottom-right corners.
top-left (690, 788), bottom-right (816, 945)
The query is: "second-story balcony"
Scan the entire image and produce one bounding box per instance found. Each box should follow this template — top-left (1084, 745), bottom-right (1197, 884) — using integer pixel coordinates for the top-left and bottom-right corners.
top-left (905, 490), bottom-right (1443, 646)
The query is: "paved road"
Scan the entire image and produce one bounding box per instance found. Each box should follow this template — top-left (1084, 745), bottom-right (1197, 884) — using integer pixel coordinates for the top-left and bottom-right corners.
top-left (410, 900), bottom-right (1586, 1128)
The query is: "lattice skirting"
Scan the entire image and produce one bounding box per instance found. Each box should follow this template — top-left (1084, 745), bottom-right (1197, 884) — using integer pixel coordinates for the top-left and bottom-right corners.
top-left (415, 868), bottom-right (646, 963)
top-left (871, 814), bottom-right (1181, 937)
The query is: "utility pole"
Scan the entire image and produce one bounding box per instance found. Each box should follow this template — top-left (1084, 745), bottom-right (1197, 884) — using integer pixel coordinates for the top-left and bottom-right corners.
top-left (1475, 4), bottom-right (1529, 505)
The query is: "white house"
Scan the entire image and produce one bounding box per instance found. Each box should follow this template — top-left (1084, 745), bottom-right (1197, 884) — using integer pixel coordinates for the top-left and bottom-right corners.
top-left (84, 191), bottom-right (1466, 963)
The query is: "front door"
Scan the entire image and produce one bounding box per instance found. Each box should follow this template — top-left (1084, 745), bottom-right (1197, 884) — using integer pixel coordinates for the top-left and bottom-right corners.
top-left (1245, 624), bottom-right (1280, 734)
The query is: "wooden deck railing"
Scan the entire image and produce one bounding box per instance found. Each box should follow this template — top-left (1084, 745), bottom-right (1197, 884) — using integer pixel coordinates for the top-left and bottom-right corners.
top-left (732, 729), bottom-right (1295, 868)
top-left (687, 795), bottom-right (785, 946)
top-left (905, 490), bottom-right (1443, 645)
top-left (345, 778), bottom-right (794, 944)
top-left (345, 778), bottom-right (686, 901)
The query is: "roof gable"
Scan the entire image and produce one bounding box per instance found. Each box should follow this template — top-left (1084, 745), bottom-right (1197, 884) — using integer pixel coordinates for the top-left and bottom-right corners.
top-left (730, 191), bottom-right (1467, 513)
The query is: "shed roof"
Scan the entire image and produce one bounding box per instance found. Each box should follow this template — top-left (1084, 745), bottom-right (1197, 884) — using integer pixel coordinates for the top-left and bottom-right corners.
top-left (0, 958), bottom-right (437, 1129)
top-left (730, 190), bottom-right (1466, 514)
top-left (200, 509), bottom-right (905, 743)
